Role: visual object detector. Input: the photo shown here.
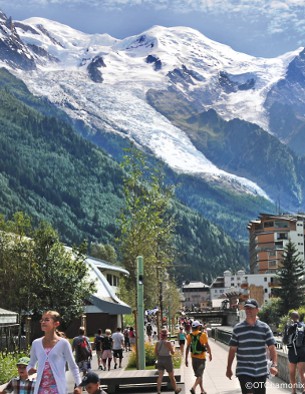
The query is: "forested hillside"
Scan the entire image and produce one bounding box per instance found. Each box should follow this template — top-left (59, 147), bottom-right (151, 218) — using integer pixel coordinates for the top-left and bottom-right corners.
top-left (147, 89), bottom-right (305, 212)
top-left (0, 68), bottom-right (248, 280)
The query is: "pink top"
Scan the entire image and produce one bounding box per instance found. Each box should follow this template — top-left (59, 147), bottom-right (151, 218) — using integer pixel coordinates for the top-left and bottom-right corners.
top-left (38, 347), bottom-right (58, 394)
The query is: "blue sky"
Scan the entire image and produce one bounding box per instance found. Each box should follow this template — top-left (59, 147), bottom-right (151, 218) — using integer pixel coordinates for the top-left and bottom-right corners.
top-left (1, 0), bottom-right (305, 57)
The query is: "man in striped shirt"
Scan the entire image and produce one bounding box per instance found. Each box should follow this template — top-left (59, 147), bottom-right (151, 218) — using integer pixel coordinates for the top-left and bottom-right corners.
top-left (226, 299), bottom-right (278, 394)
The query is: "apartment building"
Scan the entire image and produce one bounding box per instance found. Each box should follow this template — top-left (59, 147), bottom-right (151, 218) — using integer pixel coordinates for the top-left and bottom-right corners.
top-left (248, 213), bottom-right (305, 274)
top-left (210, 269), bottom-right (277, 308)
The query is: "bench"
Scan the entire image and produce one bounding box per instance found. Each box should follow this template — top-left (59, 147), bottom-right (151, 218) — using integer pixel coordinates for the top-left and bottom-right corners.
top-left (99, 368), bottom-right (182, 393)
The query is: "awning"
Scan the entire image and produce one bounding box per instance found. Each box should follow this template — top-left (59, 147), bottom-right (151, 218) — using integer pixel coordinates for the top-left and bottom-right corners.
top-left (0, 308), bottom-right (18, 325)
top-left (88, 295), bottom-right (131, 315)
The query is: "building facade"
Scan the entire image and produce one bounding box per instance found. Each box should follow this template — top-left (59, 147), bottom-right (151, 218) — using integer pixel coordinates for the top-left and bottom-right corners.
top-left (181, 281), bottom-right (210, 311)
top-left (248, 213), bottom-right (305, 274)
top-left (210, 270), bottom-right (279, 309)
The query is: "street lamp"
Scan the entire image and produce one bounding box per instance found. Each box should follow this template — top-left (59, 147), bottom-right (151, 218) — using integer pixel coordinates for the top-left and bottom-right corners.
top-left (136, 256), bottom-right (145, 369)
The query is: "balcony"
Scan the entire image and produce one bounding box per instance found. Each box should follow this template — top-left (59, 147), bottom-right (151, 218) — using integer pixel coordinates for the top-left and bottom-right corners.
top-left (268, 282), bottom-right (280, 288)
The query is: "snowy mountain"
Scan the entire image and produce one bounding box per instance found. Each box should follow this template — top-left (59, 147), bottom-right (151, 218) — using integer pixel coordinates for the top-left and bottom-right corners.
top-left (1, 10), bottom-right (305, 211)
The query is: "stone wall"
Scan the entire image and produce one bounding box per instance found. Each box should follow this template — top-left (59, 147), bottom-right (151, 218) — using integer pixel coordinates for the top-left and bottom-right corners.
top-left (277, 348), bottom-right (303, 385)
top-left (214, 328), bottom-right (300, 385)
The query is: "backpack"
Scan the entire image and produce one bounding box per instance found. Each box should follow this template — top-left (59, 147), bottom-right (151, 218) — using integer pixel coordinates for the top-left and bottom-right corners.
top-left (284, 323), bottom-right (305, 349)
top-left (294, 323), bottom-right (305, 348)
top-left (77, 336), bottom-right (91, 360)
top-left (190, 333), bottom-right (207, 354)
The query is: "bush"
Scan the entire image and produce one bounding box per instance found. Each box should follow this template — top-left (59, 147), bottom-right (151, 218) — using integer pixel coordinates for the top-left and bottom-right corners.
top-left (127, 342), bottom-right (181, 369)
top-left (0, 353), bottom-right (28, 385)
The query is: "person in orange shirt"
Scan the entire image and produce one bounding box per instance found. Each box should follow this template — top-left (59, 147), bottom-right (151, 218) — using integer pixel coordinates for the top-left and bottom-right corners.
top-left (185, 321), bottom-right (212, 394)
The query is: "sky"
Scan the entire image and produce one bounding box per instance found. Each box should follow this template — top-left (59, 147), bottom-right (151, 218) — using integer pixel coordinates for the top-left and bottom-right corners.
top-left (1, 0), bottom-right (305, 58)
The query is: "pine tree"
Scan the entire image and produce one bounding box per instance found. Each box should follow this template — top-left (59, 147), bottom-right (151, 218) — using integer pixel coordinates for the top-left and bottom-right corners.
top-left (276, 239), bottom-right (305, 315)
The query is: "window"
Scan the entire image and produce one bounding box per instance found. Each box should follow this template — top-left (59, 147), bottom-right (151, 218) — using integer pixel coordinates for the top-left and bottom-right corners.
top-left (276, 233), bottom-right (288, 240)
top-left (106, 274), bottom-right (119, 286)
top-left (264, 277), bottom-right (267, 281)
top-left (264, 221), bottom-right (274, 228)
top-left (274, 221), bottom-right (288, 228)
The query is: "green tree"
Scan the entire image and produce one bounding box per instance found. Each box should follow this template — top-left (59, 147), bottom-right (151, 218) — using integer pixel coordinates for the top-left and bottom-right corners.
top-left (162, 278), bottom-right (181, 332)
top-left (258, 297), bottom-right (281, 331)
top-left (31, 222), bottom-right (96, 322)
top-left (0, 212), bottom-right (96, 324)
top-left (0, 212), bottom-right (34, 316)
top-left (275, 239), bottom-right (305, 315)
top-left (118, 147), bottom-right (176, 308)
top-left (89, 243), bottom-right (117, 264)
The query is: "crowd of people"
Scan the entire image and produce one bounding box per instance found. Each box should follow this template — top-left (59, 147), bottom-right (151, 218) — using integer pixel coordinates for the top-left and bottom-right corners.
top-left (1, 300), bottom-right (303, 394)
top-left (0, 310), bottom-right (136, 394)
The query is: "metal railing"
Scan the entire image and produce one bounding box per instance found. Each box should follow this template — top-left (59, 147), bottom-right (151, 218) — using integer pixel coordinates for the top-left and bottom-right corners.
top-left (210, 328), bottom-right (232, 345)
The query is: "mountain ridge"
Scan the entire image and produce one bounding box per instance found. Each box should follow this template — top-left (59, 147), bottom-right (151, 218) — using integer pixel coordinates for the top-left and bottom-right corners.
top-left (0, 66), bottom-right (249, 281)
top-left (1, 9), bottom-right (305, 237)
top-left (1, 16), bottom-right (287, 196)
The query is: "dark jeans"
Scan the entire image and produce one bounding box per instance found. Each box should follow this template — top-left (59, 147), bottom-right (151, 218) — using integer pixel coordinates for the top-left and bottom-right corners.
top-left (238, 375), bottom-right (267, 394)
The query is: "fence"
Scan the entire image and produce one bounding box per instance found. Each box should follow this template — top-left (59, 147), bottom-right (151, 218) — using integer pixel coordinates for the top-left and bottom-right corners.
top-left (0, 324), bottom-right (26, 354)
top-left (210, 327), bottom-right (232, 345)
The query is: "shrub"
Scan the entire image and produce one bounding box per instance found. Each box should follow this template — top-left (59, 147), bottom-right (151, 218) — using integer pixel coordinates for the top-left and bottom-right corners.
top-left (126, 342), bottom-right (181, 369)
top-left (0, 353), bottom-right (28, 385)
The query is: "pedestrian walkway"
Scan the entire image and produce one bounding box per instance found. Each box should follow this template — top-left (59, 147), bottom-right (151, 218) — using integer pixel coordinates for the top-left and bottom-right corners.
top-left (67, 340), bottom-right (292, 393)
top-left (188, 340), bottom-right (291, 394)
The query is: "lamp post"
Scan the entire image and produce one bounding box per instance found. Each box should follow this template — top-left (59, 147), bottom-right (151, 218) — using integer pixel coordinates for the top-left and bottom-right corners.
top-left (136, 256), bottom-right (145, 369)
top-left (81, 314), bottom-right (87, 335)
top-left (156, 266), bottom-right (164, 337)
top-left (25, 316), bottom-right (31, 349)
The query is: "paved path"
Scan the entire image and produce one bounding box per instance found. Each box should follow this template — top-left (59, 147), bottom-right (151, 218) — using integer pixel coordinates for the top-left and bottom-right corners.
top-left (67, 340), bottom-right (292, 394)
top-left (189, 340), bottom-right (291, 394)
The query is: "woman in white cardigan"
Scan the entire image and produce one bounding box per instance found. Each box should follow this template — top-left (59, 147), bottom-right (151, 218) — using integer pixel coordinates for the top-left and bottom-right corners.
top-left (27, 310), bottom-right (82, 394)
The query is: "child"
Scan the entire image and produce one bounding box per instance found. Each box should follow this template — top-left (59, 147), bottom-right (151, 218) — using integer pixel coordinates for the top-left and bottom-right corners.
top-left (152, 331), bottom-right (158, 341)
top-left (79, 372), bottom-right (107, 394)
top-left (0, 357), bottom-right (35, 394)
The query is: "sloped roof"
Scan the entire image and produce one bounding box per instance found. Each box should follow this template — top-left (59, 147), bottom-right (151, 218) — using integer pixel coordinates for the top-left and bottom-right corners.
top-left (85, 257), bottom-right (131, 315)
top-left (182, 281), bottom-right (210, 289)
top-left (0, 308), bottom-right (18, 325)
